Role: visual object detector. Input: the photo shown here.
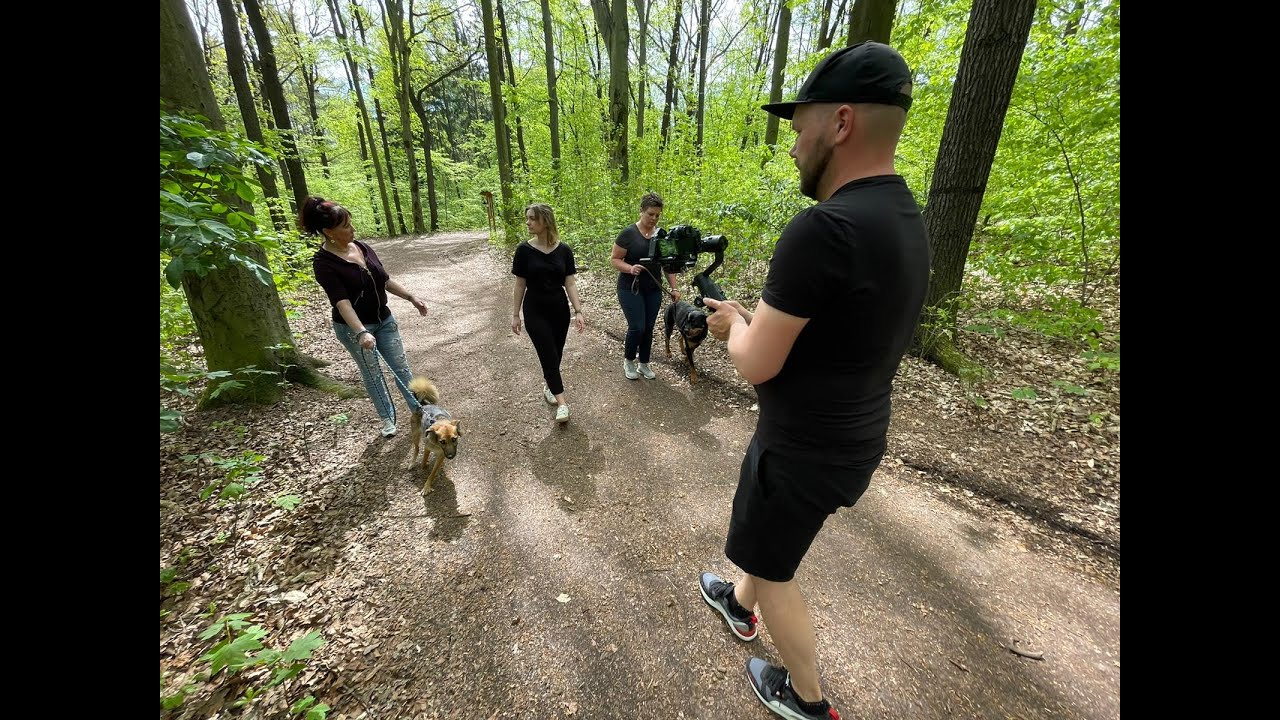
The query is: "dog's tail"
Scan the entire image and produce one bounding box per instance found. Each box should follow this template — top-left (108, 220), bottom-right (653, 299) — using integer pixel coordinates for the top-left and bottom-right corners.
top-left (408, 376), bottom-right (439, 405)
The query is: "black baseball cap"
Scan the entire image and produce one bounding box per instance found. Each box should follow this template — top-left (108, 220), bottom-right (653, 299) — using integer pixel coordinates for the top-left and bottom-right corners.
top-left (761, 41), bottom-right (913, 120)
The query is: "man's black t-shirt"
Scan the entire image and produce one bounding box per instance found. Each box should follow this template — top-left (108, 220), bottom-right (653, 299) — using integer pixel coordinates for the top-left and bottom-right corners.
top-left (755, 175), bottom-right (930, 465)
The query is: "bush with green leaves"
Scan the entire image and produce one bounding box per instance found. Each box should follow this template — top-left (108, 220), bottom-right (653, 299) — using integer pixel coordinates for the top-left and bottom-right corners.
top-left (161, 611), bottom-right (327, 717)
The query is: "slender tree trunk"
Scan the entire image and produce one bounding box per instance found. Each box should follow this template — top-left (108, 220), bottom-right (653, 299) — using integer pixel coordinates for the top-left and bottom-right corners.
top-left (380, 0), bottom-right (426, 233)
top-left (540, 0), bottom-right (562, 186)
top-left (762, 1), bottom-right (792, 152)
top-left (633, 0), bottom-right (651, 139)
top-left (216, 0), bottom-right (289, 231)
top-left (480, 0), bottom-right (517, 235)
top-left (695, 0), bottom-right (710, 153)
top-left (242, 0), bottom-right (309, 212)
top-left (496, 0), bottom-right (530, 174)
top-left (660, 0), bottom-right (683, 148)
top-left (354, 2), bottom-right (408, 235)
top-left (326, 0), bottom-right (395, 234)
top-left (356, 119), bottom-right (385, 232)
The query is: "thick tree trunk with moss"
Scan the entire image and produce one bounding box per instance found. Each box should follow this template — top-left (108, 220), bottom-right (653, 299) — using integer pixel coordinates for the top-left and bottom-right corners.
top-left (162, 0), bottom-right (352, 406)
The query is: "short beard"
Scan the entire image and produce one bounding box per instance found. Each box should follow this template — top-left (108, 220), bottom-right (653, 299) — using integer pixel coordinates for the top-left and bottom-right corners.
top-left (799, 139), bottom-right (833, 200)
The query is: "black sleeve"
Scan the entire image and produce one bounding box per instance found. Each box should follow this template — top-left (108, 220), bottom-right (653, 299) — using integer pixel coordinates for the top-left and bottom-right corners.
top-left (761, 209), bottom-right (840, 319)
top-left (614, 227), bottom-right (633, 258)
top-left (562, 244), bottom-right (577, 277)
top-left (313, 256), bottom-right (349, 307)
top-left (512, 243), bottom-right (528, 278)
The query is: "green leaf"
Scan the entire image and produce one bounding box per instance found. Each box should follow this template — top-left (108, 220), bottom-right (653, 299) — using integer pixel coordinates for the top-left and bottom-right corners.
top-left (200, 631), bottom-right (264, 675)
top-left (291, 696), bottom-right (317, 715)
top-left (164, 256), bottom-right (185, 288)
top-left (160, 567), bottom-right (178, 584)
top-left (274, 494), bottom-right (302, 511)
top-left (1052, 380), bottom-right (1089, 396)
top-left (1011, 387), bottom-right (1038, 401)
top-left (220, 482), bottom-right (246, 500)
top-left (282, 631), bottom-right (325, 664)
top-left (306, 703), bottom-right (330, 720)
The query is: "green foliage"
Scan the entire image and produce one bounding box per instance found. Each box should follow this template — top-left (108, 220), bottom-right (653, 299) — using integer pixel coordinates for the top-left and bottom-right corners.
top-left (159, 108), bottom-right (277, 289)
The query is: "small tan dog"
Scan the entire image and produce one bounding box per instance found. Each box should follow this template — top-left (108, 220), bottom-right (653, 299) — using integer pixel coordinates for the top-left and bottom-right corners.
top-left (408, 377), bottom-right (462, 495)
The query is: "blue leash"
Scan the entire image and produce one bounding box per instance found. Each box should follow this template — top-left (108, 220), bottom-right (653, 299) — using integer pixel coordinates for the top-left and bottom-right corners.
top-left (356, 344), bottom-right (422, 427)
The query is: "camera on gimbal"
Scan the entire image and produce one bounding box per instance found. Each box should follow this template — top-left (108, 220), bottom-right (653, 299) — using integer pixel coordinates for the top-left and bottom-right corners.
top-left (638, 224), bottom-right (729, 306)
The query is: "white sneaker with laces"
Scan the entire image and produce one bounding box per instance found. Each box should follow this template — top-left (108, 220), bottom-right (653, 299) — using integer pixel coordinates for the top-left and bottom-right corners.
top-left (637, 362), bottom-right (656, 380)
top-left (555, 404), bottom-right (570, 422)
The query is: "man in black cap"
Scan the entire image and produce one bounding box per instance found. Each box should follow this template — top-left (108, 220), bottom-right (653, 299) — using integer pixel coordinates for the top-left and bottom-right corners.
top-left (697, 42), bottom-right (931, 720)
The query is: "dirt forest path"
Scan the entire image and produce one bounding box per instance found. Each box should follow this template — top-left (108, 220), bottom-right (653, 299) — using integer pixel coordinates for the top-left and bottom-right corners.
top-left (161, 230), bottom-right (1119, 720)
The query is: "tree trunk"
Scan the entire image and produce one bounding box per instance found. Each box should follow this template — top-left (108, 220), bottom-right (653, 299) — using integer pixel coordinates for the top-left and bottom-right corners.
top-left (161, 0), bottom-right (341, 405)
top-left (354, 2), bottom-right (409, 235)
top-left (591, 0), bottom-right (631, 181)
top-left (283, 7), bottom-right (331, 178)
top-left (410, 89), bottom-right (440, 231)
top-left (356, 119), bottom-right (385, 232)
top-left (242, 0), bottom-right (310, 213)
top-left (496, 0), bottom-right (530, 174)
top-left (327, 0), bottom-right (396, 235)
top-left (381, 0), bottom-right (426, 233)
top-left (695, 0), bottom-right (710, 153)
top-left (215, 0), bottom-right (289, 232)
top-left (633, 0), bottom-right (651, 139)
top-left (540, 0), bottom-right (562, 185)
top-left (820, 0), bottom-right (847, 49)
top-left (480, 0), bottom-right (517, 236)
top-left (762, 1), bottom-right (791, 151)
top-left (659, 0), bottom-right (683, 148)
top-left (914, 0), bottom-right (1038, 372)
top-left (847, 0), bottom-right (896, 46)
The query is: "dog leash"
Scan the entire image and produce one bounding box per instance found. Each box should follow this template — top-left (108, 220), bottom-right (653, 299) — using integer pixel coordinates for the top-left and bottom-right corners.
top-left (355, 344), bottom-right (423, 427)
top-left (635, 264), bottom-right (681, 302)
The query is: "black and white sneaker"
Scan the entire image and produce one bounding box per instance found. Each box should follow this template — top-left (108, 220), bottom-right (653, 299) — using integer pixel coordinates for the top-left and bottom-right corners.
top-left (699, 572), bottom-right (758, 641)
top-left (745, 657), bottom-right (840, 720)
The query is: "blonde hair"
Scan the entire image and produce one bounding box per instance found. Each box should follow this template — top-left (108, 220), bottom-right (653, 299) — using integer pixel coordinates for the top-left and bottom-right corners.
top-left (525, 203), bottom-right (560, 244)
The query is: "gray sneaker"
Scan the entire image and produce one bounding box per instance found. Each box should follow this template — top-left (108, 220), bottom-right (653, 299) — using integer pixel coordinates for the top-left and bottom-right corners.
top-left (543, 386), bottom-right (557, 404)
top-left (380, 418), bottom-right (397, 437)
top-left (636, 362), bottom-right (657, 380)
top-left (745, 657), bottom-right (839, 720)
top-left (698, 572), bottom-right (758, 641)
top-left (623, 358), bottom-right (640, 380)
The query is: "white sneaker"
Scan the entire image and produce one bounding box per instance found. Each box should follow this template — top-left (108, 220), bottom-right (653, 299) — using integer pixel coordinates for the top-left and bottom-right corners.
top-left (623, 358), bottom-right (639, 380)
top-left (637, 362), bottom-right (656, 380)
top-left (555, 404), bottom-right (570, 422)
top-left (380, 419), bottom-right (397, 437)
top-left (543, 386), bottom-right (557, 404)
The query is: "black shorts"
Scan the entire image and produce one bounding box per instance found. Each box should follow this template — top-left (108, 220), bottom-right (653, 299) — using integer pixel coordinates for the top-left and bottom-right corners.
top-left (725, 435), bottom-right (881, 582)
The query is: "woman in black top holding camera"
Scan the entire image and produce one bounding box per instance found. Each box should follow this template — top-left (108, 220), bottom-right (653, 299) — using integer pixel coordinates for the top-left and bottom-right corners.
top-left (611, 192), bottom-right (681, 380)
top-left (512, 203), bottom-right (585, 422)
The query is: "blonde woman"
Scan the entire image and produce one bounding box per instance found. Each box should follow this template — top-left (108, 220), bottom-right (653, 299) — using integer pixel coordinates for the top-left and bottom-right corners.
top-left (511, 203), bottom-right (585, 422)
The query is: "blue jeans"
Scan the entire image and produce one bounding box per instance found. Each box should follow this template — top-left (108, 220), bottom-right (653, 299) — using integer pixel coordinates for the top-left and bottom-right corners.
top-left (334, 314), bottom-right (419, 422)
top-left (618, 284), bottom-right (662, 363)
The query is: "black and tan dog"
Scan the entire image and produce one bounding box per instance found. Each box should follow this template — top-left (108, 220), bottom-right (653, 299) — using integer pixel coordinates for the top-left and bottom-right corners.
top-left (408, 377), bottom-right (462, 495)
top-left (664, 300), bottom-right (710, 383)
